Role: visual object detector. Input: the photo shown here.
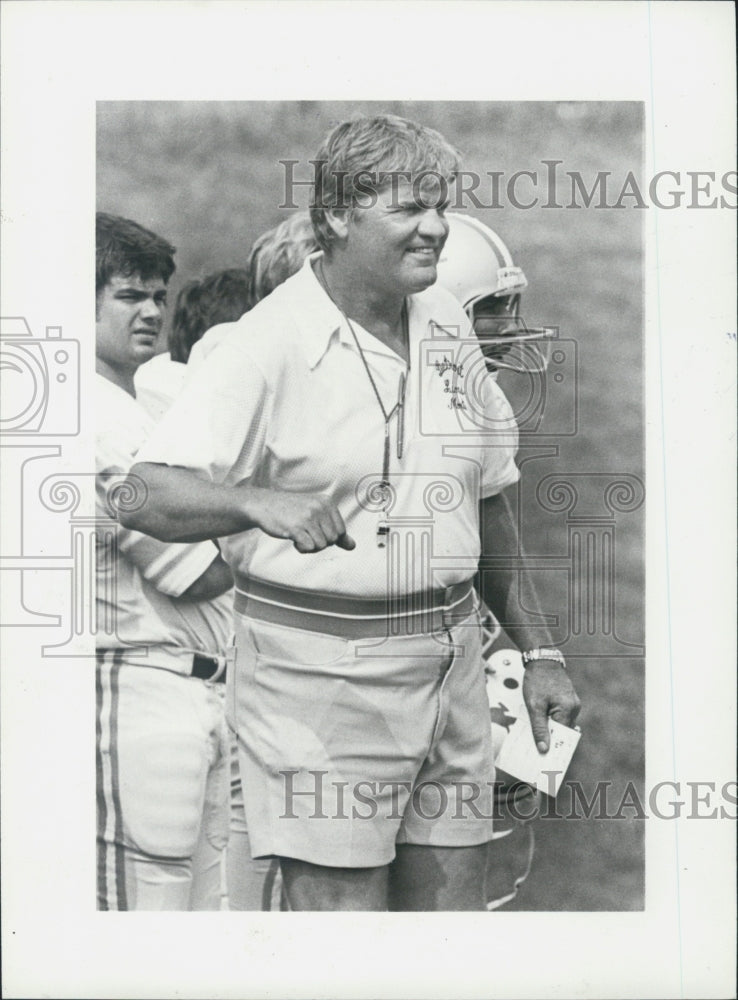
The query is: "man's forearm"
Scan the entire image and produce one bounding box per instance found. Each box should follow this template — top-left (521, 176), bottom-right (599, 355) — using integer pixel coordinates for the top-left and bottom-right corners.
top-left (477, 492), bottom-right (553, 652)
top-left (122, 462), bottom-right (260, 542)
top-left (122, 462), bottom-right (356, 553)
top-left (480, 568), bottom-right (554, 654)
top-left (479, 491), bottom-right (581, 748)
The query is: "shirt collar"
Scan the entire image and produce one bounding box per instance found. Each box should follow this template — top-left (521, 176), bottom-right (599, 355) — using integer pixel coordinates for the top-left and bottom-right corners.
top-left (287, 252), bottom-right (462, 370)
top-left (286, 253), bottom-right (350, 370)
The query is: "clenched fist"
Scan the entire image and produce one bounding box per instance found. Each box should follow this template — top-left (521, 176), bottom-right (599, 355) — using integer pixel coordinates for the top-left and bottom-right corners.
top-left (243, 487), bottom-right (356, 554)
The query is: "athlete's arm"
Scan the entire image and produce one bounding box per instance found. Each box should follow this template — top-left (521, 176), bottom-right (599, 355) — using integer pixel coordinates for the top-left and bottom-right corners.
top-left (123, 461), bottom-right (356, 554)
top-left (478, 491), bottom-right (581, 751)
top-left (180, 553), bottom-right (234, 601)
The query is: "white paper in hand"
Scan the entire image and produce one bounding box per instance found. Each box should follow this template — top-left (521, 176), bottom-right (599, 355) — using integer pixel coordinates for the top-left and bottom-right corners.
top-left (496, 712), bottom-right (581, 797)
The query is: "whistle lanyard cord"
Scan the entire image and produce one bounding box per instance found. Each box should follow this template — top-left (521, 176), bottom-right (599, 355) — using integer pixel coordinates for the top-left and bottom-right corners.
top-left (318, 261), bottom-right (409, 482)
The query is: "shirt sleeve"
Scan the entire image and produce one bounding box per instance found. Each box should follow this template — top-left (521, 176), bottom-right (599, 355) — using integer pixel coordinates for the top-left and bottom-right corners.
top-left (479, 376), bottom-right (521, 497)
top-left (135, 334), bottom-right (272, 487)
top-left (96, 410), bottom-right (220, 599)
top-left (186, 321), bottom-right (237, 370)
top-left (116, 516), bottom-right (217, 596)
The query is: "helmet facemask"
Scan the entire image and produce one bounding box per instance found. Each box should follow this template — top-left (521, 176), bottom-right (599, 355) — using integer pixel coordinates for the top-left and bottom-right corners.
top-left (470, 291), bottom-right (553, 375)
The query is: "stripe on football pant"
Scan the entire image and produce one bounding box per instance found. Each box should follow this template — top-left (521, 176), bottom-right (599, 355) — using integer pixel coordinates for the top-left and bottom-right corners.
top-left (96, 650), bottom-right (128, 910)
top-left (260, 858), bottom-right (282, 911)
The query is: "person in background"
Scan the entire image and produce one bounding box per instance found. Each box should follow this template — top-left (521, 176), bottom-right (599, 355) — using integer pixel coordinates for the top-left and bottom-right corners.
top-left (245, 210), bottom-right (319, 308)
top-left (436, 212), bottom-right (557, 910)
top-left (135, 268), bottom-right (251, 420)
top-left (95, 213), bottom-right (233, 910)
top-left (186, 211), bottom-right (318, 369)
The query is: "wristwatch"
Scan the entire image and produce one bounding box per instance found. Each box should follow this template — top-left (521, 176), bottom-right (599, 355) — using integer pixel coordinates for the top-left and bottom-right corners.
top-left (521, 647), bottom-right (566, 668)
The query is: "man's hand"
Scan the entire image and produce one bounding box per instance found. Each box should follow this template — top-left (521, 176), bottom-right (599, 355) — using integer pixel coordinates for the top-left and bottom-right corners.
top-left (122, 463), bottom-right (357, 550)
top-left (244, 488), bottom-right (356, 554)
top-left (522, 662), bottom-right (581, 753)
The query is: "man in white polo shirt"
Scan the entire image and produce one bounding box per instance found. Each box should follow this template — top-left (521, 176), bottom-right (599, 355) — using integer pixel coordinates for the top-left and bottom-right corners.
top-left (124, 116), bottom-right (580, 911)
top-left (95, 213), bottom-right (233, 910)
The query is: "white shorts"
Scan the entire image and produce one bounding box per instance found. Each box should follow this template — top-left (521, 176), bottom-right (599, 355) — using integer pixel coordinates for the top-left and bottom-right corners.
top-left (227, 608), bottom-right (495, 868)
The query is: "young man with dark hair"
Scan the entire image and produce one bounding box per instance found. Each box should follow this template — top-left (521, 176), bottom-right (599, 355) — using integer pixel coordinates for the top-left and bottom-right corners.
top-left (95, 213), bottom-right (233, 910)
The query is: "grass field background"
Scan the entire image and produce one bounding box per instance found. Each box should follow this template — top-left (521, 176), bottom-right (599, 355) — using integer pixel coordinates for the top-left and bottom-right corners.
top-left (97, 101), bottom-right (645, 911)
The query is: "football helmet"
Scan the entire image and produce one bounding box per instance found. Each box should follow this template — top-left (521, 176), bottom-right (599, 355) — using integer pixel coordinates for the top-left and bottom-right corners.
top-left (437, 213), bottom-right (556, 374)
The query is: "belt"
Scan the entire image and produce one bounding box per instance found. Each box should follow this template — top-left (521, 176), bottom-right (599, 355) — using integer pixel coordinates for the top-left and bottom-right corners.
top-left (96, 646), bottom-right (227, 683)
top-left (233, 577), bottom-right (476, 639)
top-left (191, 653), bottom-right (227, 683)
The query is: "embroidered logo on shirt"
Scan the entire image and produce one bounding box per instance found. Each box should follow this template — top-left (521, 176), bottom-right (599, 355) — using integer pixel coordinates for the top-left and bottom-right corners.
top-left (435, 357), bottom-right (467, 410)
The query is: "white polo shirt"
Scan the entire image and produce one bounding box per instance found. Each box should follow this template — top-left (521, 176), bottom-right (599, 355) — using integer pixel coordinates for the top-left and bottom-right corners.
top-left (95, 374), bottom-right (231, 663)
top-left (136, 255), bottom-right (520, 599)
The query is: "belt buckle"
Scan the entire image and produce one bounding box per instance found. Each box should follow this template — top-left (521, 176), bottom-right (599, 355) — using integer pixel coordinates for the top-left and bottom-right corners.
top-left (193, 652), bottom-right (226, 684)
top-left (207, 656), bottom-right (226, 684)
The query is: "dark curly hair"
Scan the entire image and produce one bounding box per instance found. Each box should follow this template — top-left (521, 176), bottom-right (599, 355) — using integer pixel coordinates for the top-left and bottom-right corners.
top-left (169, 269), bottom-right (251, 363)
top-left (96, 212), bottom-right (176, 297)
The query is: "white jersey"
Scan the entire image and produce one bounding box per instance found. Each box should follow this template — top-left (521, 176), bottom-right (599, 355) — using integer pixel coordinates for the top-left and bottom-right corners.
top-left (95, 374), bottom-right (230, 665)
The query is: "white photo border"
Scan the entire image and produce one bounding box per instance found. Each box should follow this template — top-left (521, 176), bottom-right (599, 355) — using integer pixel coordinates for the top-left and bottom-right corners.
top-left (1, 2), bottom-right (735, 998)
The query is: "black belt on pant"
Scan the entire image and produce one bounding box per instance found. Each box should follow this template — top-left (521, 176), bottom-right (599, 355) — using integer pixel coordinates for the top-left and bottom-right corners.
top-left (233, 576), bottom-right (477, 639)
top-left (191, 653), bottom-right (227, 682)
top-left (95, 647), bottom-right (227, 682)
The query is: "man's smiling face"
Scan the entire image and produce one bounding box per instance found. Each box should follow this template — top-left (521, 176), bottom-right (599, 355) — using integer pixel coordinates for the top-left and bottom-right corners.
top-left (344, 176), bottom-right (451, 300)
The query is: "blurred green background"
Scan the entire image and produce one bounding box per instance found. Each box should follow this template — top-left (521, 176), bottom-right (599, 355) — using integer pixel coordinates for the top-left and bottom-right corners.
top-left (97, 101), bottom-right (645, 911)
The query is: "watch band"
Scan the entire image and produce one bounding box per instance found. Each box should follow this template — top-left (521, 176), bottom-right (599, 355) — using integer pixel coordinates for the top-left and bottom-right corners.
top-left (521, 647), bottom-right (566, 668)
